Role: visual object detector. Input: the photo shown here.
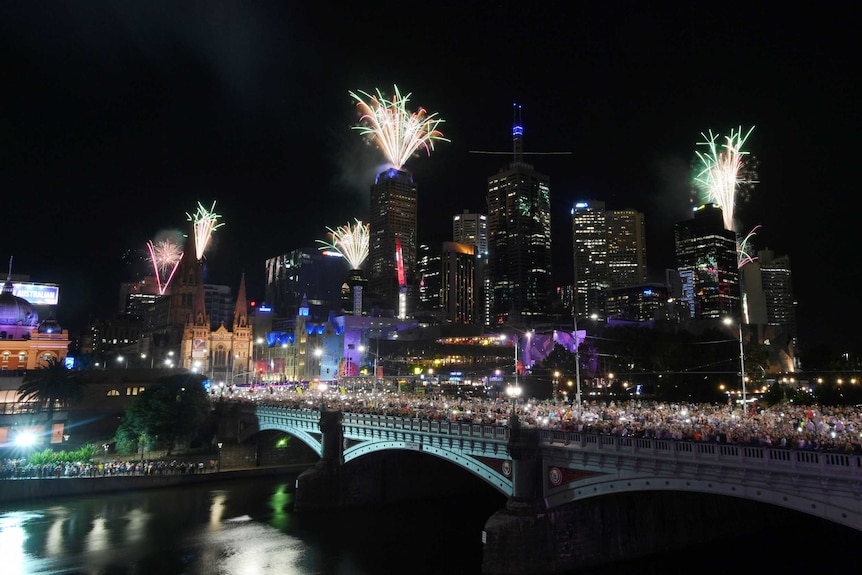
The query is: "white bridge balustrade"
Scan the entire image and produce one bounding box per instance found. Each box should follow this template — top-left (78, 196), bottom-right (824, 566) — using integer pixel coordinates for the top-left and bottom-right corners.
top-left (253, 405), bottom-right (862, 531)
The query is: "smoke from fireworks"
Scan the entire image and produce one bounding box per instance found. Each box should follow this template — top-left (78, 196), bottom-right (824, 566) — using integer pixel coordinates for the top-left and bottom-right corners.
top-left (349, 85), bottom-right (449, 170)
top-left (146, 237), bottom-right (184, 295)
top-left (186, 201), bottom-right (225, 261)
top-left (317, 219), bottom-right (370, 270)
top-left (694, 126), bottom-right (755, 231)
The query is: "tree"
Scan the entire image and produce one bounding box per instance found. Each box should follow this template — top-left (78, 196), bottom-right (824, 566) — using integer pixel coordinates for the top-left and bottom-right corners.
top-left (17, 356), bottom-right (85, 423)
top-left (114, 373), bottom-right (211, 455)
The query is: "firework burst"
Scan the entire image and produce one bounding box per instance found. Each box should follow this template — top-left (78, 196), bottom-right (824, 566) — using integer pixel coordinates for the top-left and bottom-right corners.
top-left (146, 237), bottom-right (184, 295)
top-left (317, 219), bottom-right (370, 270)
top-left (737, 225), bottom-right (762, 268)
top-left (349, 85), bottom-right (449, 169)
top-left (694, 126), bottom-right (755, 231)
top-left (186, 201), bottom-right (225, 261)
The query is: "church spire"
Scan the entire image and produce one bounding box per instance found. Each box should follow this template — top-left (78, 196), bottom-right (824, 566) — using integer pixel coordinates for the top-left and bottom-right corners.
top-left (192, 276), bottom-right (208, 326)
top-left (233, 273), bottom-right (248, 328)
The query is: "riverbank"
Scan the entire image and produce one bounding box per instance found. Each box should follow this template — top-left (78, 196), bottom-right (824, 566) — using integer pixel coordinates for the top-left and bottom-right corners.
top-left (0, 463), bottom-right (315, 505)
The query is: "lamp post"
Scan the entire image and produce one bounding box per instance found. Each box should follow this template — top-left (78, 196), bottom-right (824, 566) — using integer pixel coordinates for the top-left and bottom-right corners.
top-left (553, 370), bottom-right (560, 402)
top-left (217, 441), bottom-right (223, 472)
top-left (724, 317), bottom-right (747, 412)
top-left (573, 312), bottom-right (582, 414)
top-left (102, 442), bottom-right (110, 475)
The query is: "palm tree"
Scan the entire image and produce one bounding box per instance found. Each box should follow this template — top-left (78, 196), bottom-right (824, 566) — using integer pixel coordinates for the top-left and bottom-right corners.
top-left (17, 357), bottom-right (85, 423)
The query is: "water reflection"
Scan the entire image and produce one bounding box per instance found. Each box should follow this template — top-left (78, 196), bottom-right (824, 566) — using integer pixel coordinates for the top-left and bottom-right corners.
top-left (0, 477), bottom-right (501, 575)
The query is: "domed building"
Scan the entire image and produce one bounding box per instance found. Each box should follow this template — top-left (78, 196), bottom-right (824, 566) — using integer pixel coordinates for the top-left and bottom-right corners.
top-left (0, 273), bottom-right (69, 370)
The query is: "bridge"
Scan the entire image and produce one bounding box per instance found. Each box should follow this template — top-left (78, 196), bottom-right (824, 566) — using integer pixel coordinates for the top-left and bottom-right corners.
top-left (252, 404), bottom-right (862, 573)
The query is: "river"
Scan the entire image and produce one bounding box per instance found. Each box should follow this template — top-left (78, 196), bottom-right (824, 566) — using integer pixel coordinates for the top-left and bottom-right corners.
top-left (0, 474), bottom-right (858, 574)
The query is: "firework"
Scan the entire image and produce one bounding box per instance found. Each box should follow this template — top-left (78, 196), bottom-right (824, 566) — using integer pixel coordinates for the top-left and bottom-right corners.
top-left (146, 238), bottom-right (184, 295)
top-left (186, 201), bottom-right (225, 261)
top-left (349, 85), bottom-right (449, 169)
top-left (317, 219), bottom-right (370, 270)
top-left (737, 225), bottom-right (762, 268)
top-left (694, 126), bottom-right (755, 231)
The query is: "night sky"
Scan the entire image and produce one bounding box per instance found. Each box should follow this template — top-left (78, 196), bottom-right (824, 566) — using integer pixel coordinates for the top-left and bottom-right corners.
top-left (1, 3), bottom-right (859, 351)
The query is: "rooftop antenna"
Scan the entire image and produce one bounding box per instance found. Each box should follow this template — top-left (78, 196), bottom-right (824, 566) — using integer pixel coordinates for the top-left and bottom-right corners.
top-left (469, 103), bottom-right (572, 160)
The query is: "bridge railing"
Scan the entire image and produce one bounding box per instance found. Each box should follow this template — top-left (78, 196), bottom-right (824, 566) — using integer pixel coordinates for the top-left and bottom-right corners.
top-left (541, 429), bottom-right (862, 478)
top-left (255, 406), bottom-right (861, 479)
top-left (343, 412), bottom-right (509, 441)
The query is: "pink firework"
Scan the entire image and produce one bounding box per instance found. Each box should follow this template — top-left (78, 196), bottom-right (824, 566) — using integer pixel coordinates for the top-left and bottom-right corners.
top-left (146, 239), bottom-right (184, 295)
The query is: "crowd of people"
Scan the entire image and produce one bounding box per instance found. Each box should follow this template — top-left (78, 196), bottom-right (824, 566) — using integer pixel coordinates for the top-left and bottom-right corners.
top-left (228, 383), bottom-right (862, 453)
top-left (0, 457), bottom-right (218, 480)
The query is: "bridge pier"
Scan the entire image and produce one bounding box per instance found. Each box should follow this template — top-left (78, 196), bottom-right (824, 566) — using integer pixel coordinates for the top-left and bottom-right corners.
top-left (482, 414), bottom-right (549, 574)
top-left (293, 407), bottom-right (345, 511)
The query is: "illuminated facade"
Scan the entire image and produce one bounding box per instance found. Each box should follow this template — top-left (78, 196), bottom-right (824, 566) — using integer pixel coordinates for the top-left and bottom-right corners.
top-left (368, 168), bottom-right (418, 317)
top-left (0, 276), bottom-right (69, 371)
top-left (674, 204), bottom-right (740, 320)
top-left (486, 117), bottom-right (552, 325)
top-left (179, 272), bottom-right (253, 387)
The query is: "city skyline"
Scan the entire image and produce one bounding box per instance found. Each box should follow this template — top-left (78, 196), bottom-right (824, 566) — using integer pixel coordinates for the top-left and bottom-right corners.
top-left (0, 4), bottom-right (858, 350)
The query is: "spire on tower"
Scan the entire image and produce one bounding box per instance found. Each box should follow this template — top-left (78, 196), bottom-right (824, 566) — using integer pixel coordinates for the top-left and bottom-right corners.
top-left (512, 103), bottom-right (523, 163)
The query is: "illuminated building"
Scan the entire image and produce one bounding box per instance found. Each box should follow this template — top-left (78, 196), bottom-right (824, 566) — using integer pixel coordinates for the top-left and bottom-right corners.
top-left (0, 274), bottom-right (69, 370)
top-left (486, 114), bottom-right (552, 325)
top-left (673, 204), bottom-right (740, 320)
top-left (368, 168), bottom-right (418, 317)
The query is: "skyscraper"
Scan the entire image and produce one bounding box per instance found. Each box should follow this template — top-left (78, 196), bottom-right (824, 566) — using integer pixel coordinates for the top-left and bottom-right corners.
top-left (486, 114), bottom-right (552, 325)
top-left (368, 168), bottom-right (418, 317)
top-left (264, 247), bottom-right (344, 322)
top-left (606, 209), bottom-right (647, 288)
top-left (441, 241), bottom-right (478, 325)
top-left (741, 248), bottom-right (797, 371)
top-left (453, 210), bottom-right (488, 325)
top-left (571, 200), bottom-right (608, 318)
top-left (571, 202), bottom-right (647, 320)
top-left (674, 204), bottom-right (740, 320)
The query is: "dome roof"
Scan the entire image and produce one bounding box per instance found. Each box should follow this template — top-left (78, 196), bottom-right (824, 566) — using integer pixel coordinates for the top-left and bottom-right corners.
top-left (0, 280), bottom-right (39, 327)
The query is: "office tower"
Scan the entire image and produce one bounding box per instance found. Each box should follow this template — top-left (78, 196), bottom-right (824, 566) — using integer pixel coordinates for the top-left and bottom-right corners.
top-left (453, 210), bottom-right (488, 325)
top-left (673, 204), bottom-right (740, 320)
top-left (571, 200), bottom-right (608, 318)
top-left (453, 210), bottom-right (488, 255)
top-left (605, 283), bottom-right (669, 323)
top-left (118, 277), bottom-right (161, 318)
top-left (486, 116), bottom-right (552, 325)
top-left (368, 168), bottom-right (418, 317)
top-left (264, 248), bottom-right (344, 322)
top-left (203, 284), bottom-right (234, 329)
top-left (416, 243), bottom-right (443, 321)
top-left (441, 241), bottom-right (478, 324)
top-left (741, 248), bottom-right (797, 371)
top-left (571, 202), bottom-right (647, 320)
top-left (606, 209), bottom-right (647, 288)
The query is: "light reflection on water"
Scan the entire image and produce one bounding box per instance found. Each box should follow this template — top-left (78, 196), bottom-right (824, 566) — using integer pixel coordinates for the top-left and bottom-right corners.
top-left (0, 478), bottom-right (499, 575)
top-left (0, 480), bottom-right (321, 575)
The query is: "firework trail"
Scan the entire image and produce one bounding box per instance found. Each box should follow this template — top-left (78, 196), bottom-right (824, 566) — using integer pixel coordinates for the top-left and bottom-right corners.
top-left (186, 201), bottom-right (225, 261)
top-left (694, 126), bottom-right (755, 231)
top-left (737, 225), bottom-right (762, 268)
top-left (349, 84), bottom-right (449, 169)
top-left (146, 238), bottom-right (184, 295)
top-left (317, 219), bottom-right (370, 270)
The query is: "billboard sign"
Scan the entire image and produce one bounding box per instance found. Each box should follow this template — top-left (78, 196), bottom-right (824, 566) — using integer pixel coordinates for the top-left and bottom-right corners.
top-left (12, 283), bottom-right (60, 305)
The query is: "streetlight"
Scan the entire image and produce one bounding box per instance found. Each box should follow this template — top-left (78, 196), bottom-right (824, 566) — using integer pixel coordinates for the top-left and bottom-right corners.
top-left (117, 355), bottom-right (126, 369)
top-left (217, 442), bottom-right (223, 472)
top-left (553, 370), bottom-right (561, 402)
top-left (359, 341), bottom-right (381, 391)
top-left (724, 317), bottom-right (747, 412)
top-left (506, 381), bottom-right (522, 419)
top-left (573, 312), bottom-right (582, 414)
top-left (102, 443), bottom-right (110, 475)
